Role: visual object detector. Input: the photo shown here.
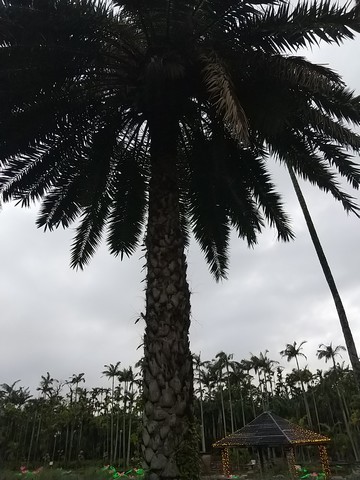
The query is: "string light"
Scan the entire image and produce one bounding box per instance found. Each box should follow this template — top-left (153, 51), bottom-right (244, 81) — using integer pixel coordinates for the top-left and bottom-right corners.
top-left (213, 413), bottom-right (331, 479)
top-left (221, 448), bottom-right (231, 477)
top-left (318, 445), bottom-right (331, 480)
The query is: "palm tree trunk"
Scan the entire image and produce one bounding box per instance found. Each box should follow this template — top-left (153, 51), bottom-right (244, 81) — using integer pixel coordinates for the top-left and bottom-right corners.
top-left (238, 382), bottom-right (246, 427)
top-left (311, 390), bottom-right (321, 433)
top-left (126, 402), bottom-right (133, 467)
top-left (142, 118), bottom-right (196, 480)
top-left (288, 166), bottom-right (360, 390)
top-left (110, 378), bottom-right (114, 464)
top-left (225, 365), bottom-right (235, 433)
top-left (198, 382), bottom-right (206, 452)
top-left (114, 409), bottom-right (120, 465)
top-left (295, 356), bottom-right (313, 428)
top-left (336, 386), bottom-right (359, 460)
top-left (34, 414), bottom-right (42, 463)
top-left (219, 384), bottom-right (227, 436)
top-left (122, 398), bottom-right (127, 466)
top-left (27, 412), bottom-right (37, 466)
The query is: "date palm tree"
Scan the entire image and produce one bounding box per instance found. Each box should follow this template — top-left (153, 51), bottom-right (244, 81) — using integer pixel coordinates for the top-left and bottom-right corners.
top-left (2, 1), bottom-right (360, 478)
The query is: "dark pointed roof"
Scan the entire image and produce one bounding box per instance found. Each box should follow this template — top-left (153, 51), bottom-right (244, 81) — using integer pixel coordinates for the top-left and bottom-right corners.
top-left (213, 411), bottom-right (330, 448)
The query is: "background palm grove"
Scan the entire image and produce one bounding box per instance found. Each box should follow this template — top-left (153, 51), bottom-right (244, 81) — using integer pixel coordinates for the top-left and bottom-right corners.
top-left (1, 1), bottom-right (360, 479)
top-left (2, 346), bottom-right (360, 470)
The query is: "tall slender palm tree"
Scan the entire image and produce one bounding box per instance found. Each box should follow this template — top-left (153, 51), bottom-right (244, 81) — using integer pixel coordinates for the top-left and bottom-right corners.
top-left (317, 343), bottom-right (359, 459)
top-left (289, 167), bottom-right (360, 390)
top-left (280, 341), bottom-right (313, 427)
top-left (37, 372), bottom-right (55, 399)
top-left (214, 351), bottom-right (235, 433)
top-left (192, 353), bottom-right (206, 452)
top-left (102, 362), bottom-right (121, 464)
top-left (317, 343), bottom-right (346, 371)
top-left (2, 1), bottom-right (360, 478)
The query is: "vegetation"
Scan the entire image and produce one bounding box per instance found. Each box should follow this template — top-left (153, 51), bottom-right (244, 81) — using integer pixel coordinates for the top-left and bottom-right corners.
top-left (2, 0), bottom-right (360, 479)
top-left (2, 343), bottom-right (360, 471)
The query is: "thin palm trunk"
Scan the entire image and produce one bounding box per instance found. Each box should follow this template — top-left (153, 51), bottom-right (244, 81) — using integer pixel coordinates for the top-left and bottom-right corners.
top-left (311, 390), bottom-right (321, 433)
top-left (198, 380), bottom-right (206, 452)
top-left (27, 412), bottom-right (37, 466)
top-left (142, 118), bottom-right (195, 480)
top-left (238, 382), bottom-right (246, 427)
top-left (295, 356), bottom-right (313, 428)
top-left (114, 409), bottom-right (120, 465)
top-left (34, 414), bottom-right (42, 462)
top-left (110, 377), bottom-right (114, 464)
top-left (288, 166), bottom-right (360, 390)
top-left (225, 364), bottom-right (235, 433)
top-left (337, 386), bottom-right (359, 460)
top-left (219, 383), bottom-right (227, 436)
top-left (122, 397), bottom-right (127, 466)
top-left (126, 400), bottom-right (133, 466)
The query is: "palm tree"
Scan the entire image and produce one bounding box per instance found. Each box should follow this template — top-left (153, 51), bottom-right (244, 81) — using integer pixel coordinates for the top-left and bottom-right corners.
top-left (214, 351), bottom-right (235, 433)
top-left (2, 1), bottom-right (360, 478)
top-left (69, 373), bottom-right (85, 403)
top-left (37, 372), bottom-right (55, 399)
top-left (317, 343), bottom-right (346, 371)
top-left (289, 167), bottom-right (360, 390)
top-left (280, 341), bottom-right (313, 427)
top-left (192, 353), bottom-right (206, 452)
top-left (102, 362), bottom-right (121, 464)
top-left (317, 343), bottom-right (359, 459)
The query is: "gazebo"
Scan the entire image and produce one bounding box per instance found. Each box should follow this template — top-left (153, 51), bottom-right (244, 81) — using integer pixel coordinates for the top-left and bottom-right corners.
top-left (212, 411), bottom-right (331, 479)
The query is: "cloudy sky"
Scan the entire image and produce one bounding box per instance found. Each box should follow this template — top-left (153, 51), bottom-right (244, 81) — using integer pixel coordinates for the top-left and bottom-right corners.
top-left (1, 16), bottom-right (360, 395)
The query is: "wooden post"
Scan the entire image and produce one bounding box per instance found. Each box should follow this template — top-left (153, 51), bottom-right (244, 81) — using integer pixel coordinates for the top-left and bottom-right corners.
top-left (257, 447), bottom-right (264, 479)
top-left (286, 447), bottom-right (297, 480)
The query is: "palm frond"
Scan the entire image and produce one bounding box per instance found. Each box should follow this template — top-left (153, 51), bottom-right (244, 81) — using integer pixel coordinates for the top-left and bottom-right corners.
top-left (107, 146), bottom-right (148, 259)
top-left (201, 52), bottom-right (249, 144)
top-left (270, 132), bottom-right (360, 216)
top-left (236, 0), bottom-right (359, 54)
top-left (70, 193), bottom-right (112, 269)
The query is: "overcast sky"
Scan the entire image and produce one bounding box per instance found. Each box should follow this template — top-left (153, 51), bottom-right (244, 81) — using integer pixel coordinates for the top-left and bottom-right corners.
top-left (1, 21), bottom-right (360, 395)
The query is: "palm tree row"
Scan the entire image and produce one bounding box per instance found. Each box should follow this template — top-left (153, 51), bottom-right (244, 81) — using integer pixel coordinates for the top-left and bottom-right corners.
top-left (2, 343), bottom-right (360, 468)
top-left (0, 366), bottom-right (140, 468)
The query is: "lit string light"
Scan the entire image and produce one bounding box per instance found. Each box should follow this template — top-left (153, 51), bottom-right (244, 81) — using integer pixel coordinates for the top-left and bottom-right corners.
top-left (221, 448), bottom-right (231, 477)
top-left (213, 412), bottom-right (331, 478)
top-left (318, 445), bottom-right (331, 480)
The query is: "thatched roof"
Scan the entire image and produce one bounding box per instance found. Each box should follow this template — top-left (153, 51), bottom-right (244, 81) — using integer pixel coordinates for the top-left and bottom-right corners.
top-left (213, 411), bottom-right (330, 448)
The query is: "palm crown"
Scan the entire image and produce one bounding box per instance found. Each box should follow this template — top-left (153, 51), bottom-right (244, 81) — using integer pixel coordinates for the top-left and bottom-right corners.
top-left (1, 0), bottom-right (360, 278)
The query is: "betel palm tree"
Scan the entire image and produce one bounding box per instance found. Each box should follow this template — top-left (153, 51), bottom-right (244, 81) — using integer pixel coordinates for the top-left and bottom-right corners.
top-left (289, 167), bottom-right (360, 390)
top-left (317, 343), bottom-right (346, 371)
top-left (214, 351), bottom-right (235, 433)
top-left (317, 343), bottom-right (359, 459)
top-left (2, 1), bottom-right (360, 478)
top-left (192, 353), bottom-right (206, 452)
top-left (280, 341), bottom-right (313, 427)
top-left (102, 362), bottom-right (121, 464)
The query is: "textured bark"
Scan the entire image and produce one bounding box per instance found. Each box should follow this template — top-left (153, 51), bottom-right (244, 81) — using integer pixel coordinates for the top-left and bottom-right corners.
top-left (288, 166), bottom-right (360, 391)
top-left (143, 118), bottom-right (195, 480)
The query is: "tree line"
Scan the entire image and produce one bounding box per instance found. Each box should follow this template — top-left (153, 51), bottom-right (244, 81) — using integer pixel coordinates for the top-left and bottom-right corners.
top-left (1, 342), bottom-right (360, 468)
